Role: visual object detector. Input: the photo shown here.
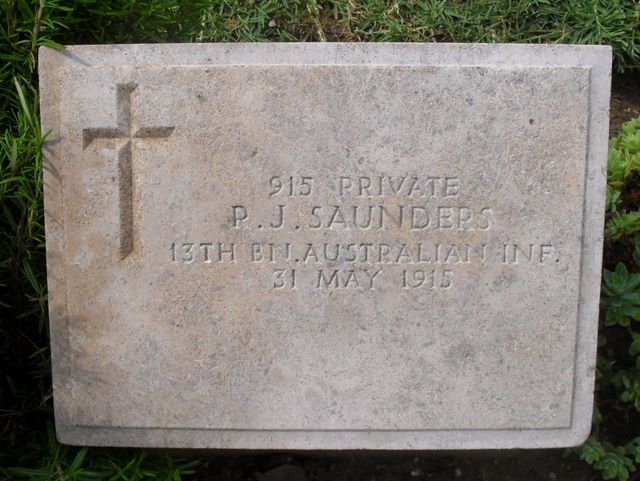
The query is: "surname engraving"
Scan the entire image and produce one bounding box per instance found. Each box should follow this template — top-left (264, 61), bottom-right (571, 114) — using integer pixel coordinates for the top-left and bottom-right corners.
top-left (168, 174), bottom-right (559, 291)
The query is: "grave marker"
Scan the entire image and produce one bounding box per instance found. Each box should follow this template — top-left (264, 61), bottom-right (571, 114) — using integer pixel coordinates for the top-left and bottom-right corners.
top-left (39, 43), bottom-right (611, 449)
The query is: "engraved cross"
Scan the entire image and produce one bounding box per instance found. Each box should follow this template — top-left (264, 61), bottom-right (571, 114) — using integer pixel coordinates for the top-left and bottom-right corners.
top-left (83, 83), bottom-right (174, 260)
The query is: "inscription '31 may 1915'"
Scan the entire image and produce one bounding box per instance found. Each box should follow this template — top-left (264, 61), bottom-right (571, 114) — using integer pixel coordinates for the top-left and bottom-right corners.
top-left (169, 174), bottom-right (559, 291)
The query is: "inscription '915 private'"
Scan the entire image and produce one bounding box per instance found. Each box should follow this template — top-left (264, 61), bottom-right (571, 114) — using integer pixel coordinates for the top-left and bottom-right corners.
top-left (267, 175), bottom-right (462, 198)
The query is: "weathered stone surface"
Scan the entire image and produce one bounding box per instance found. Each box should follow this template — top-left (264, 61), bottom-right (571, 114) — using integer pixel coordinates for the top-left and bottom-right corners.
top-left (39, 43), bottom-right (611, 449)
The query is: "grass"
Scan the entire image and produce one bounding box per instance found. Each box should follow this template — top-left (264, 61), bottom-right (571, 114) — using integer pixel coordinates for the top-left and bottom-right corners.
top-left (1, 1), bottom-right (639, 480)
top-left (197, 0), bottom-right (640, 72)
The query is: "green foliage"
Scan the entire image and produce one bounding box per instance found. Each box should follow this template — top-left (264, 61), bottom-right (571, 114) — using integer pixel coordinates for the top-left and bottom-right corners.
top-left (607, 185), bottom-right (623, 213)
top-left (580, 438), bottom-right (640, 481)
top-left (606, 212), bottom-right (640, 241)
top-left (584, 115), bottom-right (640, 480)
top-left (2, 423), bottom-right (198, 481)
top-left (617, 370), bottom-right (640, 410)
top-left (609, 117), bottom-right (640, 189)
top-left (602, 263), bottom-right (640, 326)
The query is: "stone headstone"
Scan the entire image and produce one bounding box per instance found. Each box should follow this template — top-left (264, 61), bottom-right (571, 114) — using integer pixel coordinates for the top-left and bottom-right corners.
top-left (39, 43), bottom-right (611, 449)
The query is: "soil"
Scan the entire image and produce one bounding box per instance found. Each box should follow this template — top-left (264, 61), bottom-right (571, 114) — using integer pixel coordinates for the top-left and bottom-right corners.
top-left (610, 72), bottom-right (640, 136)
top-left (194, 450), bottom-right (595, 481)
top-left (191, 73), bottom-right (640, 481)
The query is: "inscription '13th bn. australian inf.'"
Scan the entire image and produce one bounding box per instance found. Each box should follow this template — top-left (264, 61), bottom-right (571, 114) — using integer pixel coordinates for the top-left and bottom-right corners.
top-left (169, 175), bottom-right (559, 291)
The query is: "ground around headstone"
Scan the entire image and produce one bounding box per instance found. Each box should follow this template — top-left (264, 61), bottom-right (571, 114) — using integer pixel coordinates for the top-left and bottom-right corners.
top-left (192, 450), bottom-right (595, 481)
